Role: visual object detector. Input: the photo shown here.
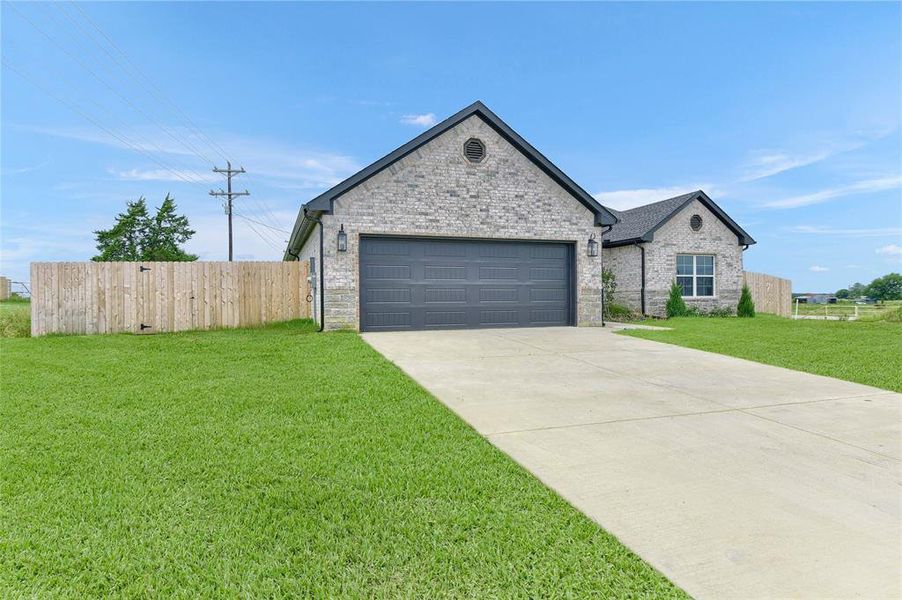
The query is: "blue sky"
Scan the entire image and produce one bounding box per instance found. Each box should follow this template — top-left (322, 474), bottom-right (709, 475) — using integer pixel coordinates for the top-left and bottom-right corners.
top-left (2, 2), bottom-right (900, 293)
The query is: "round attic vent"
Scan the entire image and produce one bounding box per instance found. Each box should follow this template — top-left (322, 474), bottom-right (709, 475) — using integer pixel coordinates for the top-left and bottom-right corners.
top-left (690, 214), bottom-right (703, 231)
top-left (463, 138), bottom-right (486, 163)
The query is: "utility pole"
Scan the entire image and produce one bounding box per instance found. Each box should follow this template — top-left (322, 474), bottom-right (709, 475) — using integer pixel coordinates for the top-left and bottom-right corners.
top-left (209, 161), bottom-right (248, 261)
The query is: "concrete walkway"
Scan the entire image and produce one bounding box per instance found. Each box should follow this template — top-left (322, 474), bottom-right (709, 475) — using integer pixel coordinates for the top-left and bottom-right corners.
top-left (363, 327), bottom-right (902, 600)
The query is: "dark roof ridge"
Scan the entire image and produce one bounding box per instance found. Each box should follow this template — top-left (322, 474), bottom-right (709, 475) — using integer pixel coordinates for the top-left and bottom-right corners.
top-left (285, 101), bottom-right (618, 259)
top-left (602, 190), bottom-right (755, 247)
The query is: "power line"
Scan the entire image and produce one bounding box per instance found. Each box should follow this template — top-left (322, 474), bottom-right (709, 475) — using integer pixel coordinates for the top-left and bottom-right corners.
top-left (52, 1), bottom-right (287, 236)
top-left (233, 212), bottom-right (289, 234)
top-left (10, 3), bottom-right (288, 254)
top-left (241, 219), bottom-right (285, 253)
top-left (5, 7), bottom-right (211, 185)
top-left (8, 2), bottom-right (216, 168)
top-left (235, 214), bottom-right (286, 250)
top-left (64, 0), bottom-right (233, 164)
top-left (56, 1), bottom-right (287, 234)
top-left (2, 57), bottom-right (211, 189)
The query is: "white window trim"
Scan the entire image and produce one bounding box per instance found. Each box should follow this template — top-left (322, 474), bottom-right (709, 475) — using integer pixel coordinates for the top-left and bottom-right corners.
top-left (676, 254), bottom-right (716, 298)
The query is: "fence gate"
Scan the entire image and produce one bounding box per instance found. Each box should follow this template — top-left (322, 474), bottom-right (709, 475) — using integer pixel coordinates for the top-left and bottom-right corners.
top-left (30, 261), bottom-right (310, 336)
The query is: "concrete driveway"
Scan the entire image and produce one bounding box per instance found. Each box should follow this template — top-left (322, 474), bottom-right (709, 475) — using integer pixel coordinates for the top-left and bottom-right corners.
top-left (363, 326), bottom-right (902, 600)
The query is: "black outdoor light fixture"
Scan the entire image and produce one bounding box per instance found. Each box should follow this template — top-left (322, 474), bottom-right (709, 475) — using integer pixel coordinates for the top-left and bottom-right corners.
top-left (337, 224), bottom-right (348, 252)
top-left (587, 233), bottom-right (599, 257)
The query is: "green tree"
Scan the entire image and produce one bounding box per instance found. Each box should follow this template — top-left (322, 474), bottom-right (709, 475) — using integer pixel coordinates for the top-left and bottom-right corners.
top-left (848, 282), bottom-right (867, 298)
top-left (93, 195), bottom-right (197, 262)
top-left (665, 281), bottom-right (688, 317)
top-left (143, 194), bottom-right (198, 261)
top-left (835, 288), bottom-right (850, 299)
top-left (866, 273), bottom-right (902, 302)
top-left (92, 199), bottom-right (149, 261)
top-left (737, 284), bottom-right (755, 317)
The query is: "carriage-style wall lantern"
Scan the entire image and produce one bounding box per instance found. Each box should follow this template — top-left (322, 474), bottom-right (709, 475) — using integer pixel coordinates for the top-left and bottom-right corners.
top-left (587, 233), bottom-right (599, 257)
top-left (337, 224), bottom-right (348, 252)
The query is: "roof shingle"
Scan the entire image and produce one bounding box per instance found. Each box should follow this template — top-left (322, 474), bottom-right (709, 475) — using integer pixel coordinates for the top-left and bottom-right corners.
top-left (601, 190), bottom-right (755, 247)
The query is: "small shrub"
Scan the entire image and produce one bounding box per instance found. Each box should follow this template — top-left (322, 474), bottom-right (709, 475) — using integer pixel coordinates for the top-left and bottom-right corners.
top-left (605, 303), bottom-right (634, 321)
top-left (706, 306), bottom-right (734, 318)
top-left (665, 281), bottom-right (689, 318)
top-left (737, 285), bottom-right (755, 318)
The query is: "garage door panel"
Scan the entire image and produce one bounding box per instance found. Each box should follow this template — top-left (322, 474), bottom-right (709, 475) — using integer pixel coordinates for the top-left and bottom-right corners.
top-left (366, 264), bottom-right (411, 279)
top-left (360, 237), bottom-right (572, 332)
top-left (529, 266), bottom-right (566, 281)
top-left (479, 244), bottom-right (520, 259)
top-left (424, 265), bottom-right (467, 280)
top-left (530, 287), bottom-right (567, 303)
top-left (365, 288), bottom-right (412, 304)
top-left (478, 266), bottom-right (519, 281)
top-left (366, 312), bottom-right (412, 330)
top-left (529, 244), bottom-right (567, 259)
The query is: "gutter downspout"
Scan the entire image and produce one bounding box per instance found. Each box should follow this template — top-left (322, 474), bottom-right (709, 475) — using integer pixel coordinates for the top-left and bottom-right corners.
top-left (304, 209), bottom-right (326, 332)
top-left (599, 225), bottom-right (613, 327)
top-left (634, 241), bottom-right (646, 316)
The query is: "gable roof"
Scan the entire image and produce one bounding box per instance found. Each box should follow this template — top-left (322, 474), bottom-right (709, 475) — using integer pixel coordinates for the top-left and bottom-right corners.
top-left (602, 190), bottom-right (756, 247)
top-left (285, 101), bottom-right (618, 259)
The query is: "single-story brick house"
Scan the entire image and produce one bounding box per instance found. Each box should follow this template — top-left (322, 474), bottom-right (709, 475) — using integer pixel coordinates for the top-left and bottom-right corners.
top-left (284, 101), bottom-right (755, 331)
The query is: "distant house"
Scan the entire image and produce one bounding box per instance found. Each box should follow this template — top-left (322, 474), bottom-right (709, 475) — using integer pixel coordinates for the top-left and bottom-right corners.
top-left (794, 293), bottom-right (837, 304)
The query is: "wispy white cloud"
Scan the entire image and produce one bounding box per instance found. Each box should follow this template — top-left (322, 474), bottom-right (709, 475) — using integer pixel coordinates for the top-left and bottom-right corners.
top-left (111, 168), bottom-right (218, 183)
top-left (740, 145), bottom-right (859, 182)
top-left (400, 113), bottom-right (437, 127)
top-left (809, 265), bottom-right (830, 272)
top-left (30, 124), bottom-right (360, 191)
top-left (1, 160), bottom-right (52, 176)
top-left (876, 243), bottom-right (902, 256)
top-left (594, 185), bottom-right (711, 211)
top-left (788, 225), bottom-right (902, 238)
top-left (739, 126), bottom-right (896, 182)
top-left (763, 175), bottom-right (902, 209)
top-left (27, 125), bottom-right (200, 157)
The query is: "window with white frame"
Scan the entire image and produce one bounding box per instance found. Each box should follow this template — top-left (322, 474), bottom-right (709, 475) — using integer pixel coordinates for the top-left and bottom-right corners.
top-left (676, 255), bottom-right (715, 297)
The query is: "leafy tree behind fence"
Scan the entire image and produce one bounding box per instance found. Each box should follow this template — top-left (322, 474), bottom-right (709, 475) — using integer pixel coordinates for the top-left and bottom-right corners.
top-left (93, 195), bottom-right (197, 262)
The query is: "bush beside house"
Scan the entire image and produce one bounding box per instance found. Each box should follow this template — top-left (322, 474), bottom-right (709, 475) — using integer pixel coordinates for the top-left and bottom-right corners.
top-left (737, 285), bottom-right (756, 317)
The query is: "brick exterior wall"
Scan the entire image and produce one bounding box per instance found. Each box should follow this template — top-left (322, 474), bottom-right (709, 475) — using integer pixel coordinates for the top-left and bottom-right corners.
top-left (603, 244), bottom-right (642, 310)
top-left (603, 199), bottom-right (745, 317)
top-left (300, 115), bottom-right (605, 330)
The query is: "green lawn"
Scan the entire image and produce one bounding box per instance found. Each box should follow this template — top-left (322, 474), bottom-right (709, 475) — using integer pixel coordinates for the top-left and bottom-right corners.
top-left (0, 299), bottom-right (30, 338)
top-left (620, 315), bottom-right (902, 392)
top-left (1, 321), bottom-right (684, 598)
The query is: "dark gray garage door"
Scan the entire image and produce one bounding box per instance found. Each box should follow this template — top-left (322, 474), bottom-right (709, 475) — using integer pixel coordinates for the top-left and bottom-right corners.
top-left (360, 237), bottom-right (574, 331)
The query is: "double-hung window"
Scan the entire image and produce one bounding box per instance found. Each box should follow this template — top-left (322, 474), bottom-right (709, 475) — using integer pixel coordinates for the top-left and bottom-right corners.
top-left (676, 255), bottom-right (715, 297)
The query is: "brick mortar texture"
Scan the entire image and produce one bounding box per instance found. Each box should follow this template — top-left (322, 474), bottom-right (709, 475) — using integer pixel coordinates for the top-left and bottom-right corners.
top-left (300, 115), bottom-right (604, 330)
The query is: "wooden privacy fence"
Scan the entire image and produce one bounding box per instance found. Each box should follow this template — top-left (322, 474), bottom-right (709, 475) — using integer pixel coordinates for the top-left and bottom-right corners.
top-left (31, 261), bottom-right (310, 336)
top-left (743, 271), bottom-right (792, 317)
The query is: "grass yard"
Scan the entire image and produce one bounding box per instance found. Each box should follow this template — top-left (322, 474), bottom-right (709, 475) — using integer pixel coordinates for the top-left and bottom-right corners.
top-left (792, 299), bottom-right (902, 320)
top-left (1, 321), bottom-right (684, 597)
top-left (0, 299), bottom-right (30, 338)
top-left (621, 314), bottom-right (902, 392)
